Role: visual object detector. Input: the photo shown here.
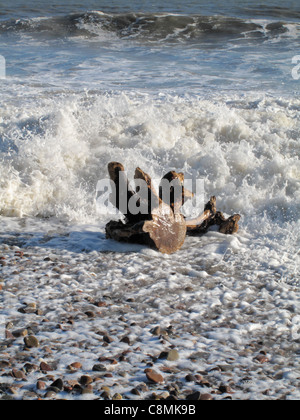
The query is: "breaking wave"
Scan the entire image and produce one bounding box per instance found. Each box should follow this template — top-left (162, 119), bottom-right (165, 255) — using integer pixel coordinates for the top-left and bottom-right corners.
top-left (0, 91), bottom-right (299, 226)
top-left (0, 12), bottom-right (299, 43)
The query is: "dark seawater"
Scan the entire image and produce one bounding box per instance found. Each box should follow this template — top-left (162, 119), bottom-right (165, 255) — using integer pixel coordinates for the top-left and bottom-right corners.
top-left (0, 0), bottom-right (299, 94)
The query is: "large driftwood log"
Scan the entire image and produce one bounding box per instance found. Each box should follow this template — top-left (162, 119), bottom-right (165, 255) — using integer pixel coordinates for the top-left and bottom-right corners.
top-left (106, 163), bottom-right (187, 254)
top-left (105, 162), bottom-right (241, 254)
top-left (134, 167), bottom-right (187, 254)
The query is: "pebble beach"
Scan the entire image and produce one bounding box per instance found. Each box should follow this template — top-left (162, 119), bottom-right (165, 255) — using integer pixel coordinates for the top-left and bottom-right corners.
top-left (0, 223), bottom-right (299, 400)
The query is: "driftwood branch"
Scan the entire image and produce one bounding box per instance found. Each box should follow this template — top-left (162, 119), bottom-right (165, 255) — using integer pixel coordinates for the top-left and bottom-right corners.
top-left (105, 162), bottom-right (241, 254)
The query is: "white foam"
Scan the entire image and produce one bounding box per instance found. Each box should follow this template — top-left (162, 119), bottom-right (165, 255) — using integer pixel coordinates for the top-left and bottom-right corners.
top-left (1, 92), bottom-right (299, 228)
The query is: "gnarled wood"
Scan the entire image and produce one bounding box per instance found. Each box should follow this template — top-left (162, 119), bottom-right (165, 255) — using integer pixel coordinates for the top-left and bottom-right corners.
top-left (186, 196), bottom-right (216, 232)
top-left (143, 204), bottom-right (186, 254)
top-left (218, 214), bottom-right (241, 234)
top-left (107, 162), bottom-right (137, 223)
top-left (159, 171), bottom-right (194, 213)
top-left (106, 163), bottom-right (187, 254)
top-left (134, 167), bottom-right (160, 215)
top-left (105, 162), bottom-right (241, 254)
top-left (186, 197), bottom-right (240, 236)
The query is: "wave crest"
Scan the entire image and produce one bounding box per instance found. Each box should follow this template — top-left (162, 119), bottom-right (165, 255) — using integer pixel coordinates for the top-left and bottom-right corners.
top-left (0, 12), bottom-right (298, 43)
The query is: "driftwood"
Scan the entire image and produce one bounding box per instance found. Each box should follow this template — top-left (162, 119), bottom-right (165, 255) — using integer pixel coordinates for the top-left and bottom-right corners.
top-left (106, 163), bottom-right (187, 254)
top-left (105, 162), bottom-right (241, 254)
top-left (186, 196), bottom-right (241, 235)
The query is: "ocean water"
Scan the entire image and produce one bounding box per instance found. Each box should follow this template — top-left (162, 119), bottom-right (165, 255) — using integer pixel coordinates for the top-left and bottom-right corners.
top-left (0, 0), bottom-right (300, 400)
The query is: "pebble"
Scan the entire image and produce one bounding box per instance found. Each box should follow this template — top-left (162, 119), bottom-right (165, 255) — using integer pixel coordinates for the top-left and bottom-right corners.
top-left (36, 380), bottom-right (46, 390)
top-left (150, 326), bottom-right (161, 336)
top-left (51, 378), bottom-right (63, 391)
top-left (12, 329), bottom-right (28, 338)
top-left (103, 335), bottom-right (114, 344)
top-left (186, 391), bottom-right (201, 400)
top-left (145, 368), bottom-right (164, 384)
top-left (185, 374), bottom-right (197, 382)
top-left (92, 364), bottom-right (107, 372)
top-left (45, 390), bottom-right (57, 399)
top-left (101, 385), bottom-right (109, 392)
top-left (219, 384), bottom-right (233, 394)
top-left (46, 386), bottom-right (61, 394)
top-left (79, 375), bottom-right (93, 386)
top-left (101, 386), bottom-right (111, 398)
top-left (67, 362), bottom-right (82, 371)
top-left (254, 354), bottom-right (269, 364)
top-left (11, 369), bottom-right (26, 380)
top-left (72, 384), bottom-right (84, 394)
top-left (200, 393), bottom-right (213, 401)
top-left (95, 301), bottom-right (107, 307)
top-left (24, 363), bottom-right (38, 373)
top-left (5, 330), bottom-right (15, 339)
top-left (112, 393), bottom-right (122, 400)
top-left (131, 388), bottom-right (141, 396)
top-left (199, 378), bottom-right (211, 387)
top-left (82, 384), bottom-right (94, 394)
top-left (66, 379), bottom-right (80, 388)
top-left (40, 362), bottom-right (53, 372)
top-left (85, 311), bottom-right (95, 318)
top-left (0, 360), bottom-right (11, 369)
top-left (120, 336), bottom-right (131, 345)
top-left (167, 349), bottom-right (179, 361)
top-left (24, 336), bottom-right (40, 348)
top-left (23, 391), bottom-right (39, 400)
top-left (101, 391), bottom-right (110, 400)
top-left (137, 383), bottom-right (149, 392)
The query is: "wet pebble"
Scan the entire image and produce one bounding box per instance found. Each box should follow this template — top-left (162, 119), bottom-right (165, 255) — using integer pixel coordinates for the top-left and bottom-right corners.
top-left (103, 335), bottom-right (114, 344)
top-left (145, 368), bottom-right (164, 384)
top-left (186, 391), bottom-right (201, 400)
top-left (92, 364), bottom-right (107, 372)
top-left (131, 388), bottom-right (141, 396)
top-left (36, 380), bottom-right (46, 390)
top-left (79, 375), bottom-right (93, 386)
top-left (82, 384), bottom-right (94, 394)
top-left (200, 393), bottom-right (213, 400)
top-left (12, 329), bottom-right (28, 338)
top-left (0, 360), bottom-right (11, 369)
top-left (50, 378), bottom-right (63, 391)
top-left (5, 330), bottom-right (15, 339)
top-left (24, 336), bottom-right (40, 348)
top-left (11, 369), bottom-right (26, 380)
top-left (24, 363), bottom-right (38, 373)
top-left (40, 362), bottom-right (53, 372)
top-left (150, 326), bottom-right (161, 336)
top-left (67, 362), bottom-right (82, 372)
top-left (167, 349), bottom-right (179, 361)
top-left (254, 354), bottom-right (269, 364)
top-left (219, 383), bottom-right (233, 394)
top-left (45, 390), bottom-right (57, 399)
top-left (120, 336), bottom-right (131, 345)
